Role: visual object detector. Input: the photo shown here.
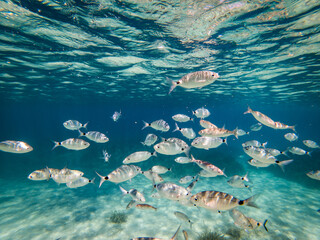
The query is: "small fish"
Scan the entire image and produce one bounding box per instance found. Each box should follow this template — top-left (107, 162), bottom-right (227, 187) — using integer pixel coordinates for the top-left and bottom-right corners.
top-left (230, 209), bottom-right (268, 232)
top-left (242, 140), bottom-right (267, 148)
top-left (154, 140), bottom-right (189, 156)
top-left (236, 129), bottom-right (250, 136)
top-left (190, 191), bottom-right (258, 211)
top-left (111, 110), bottom-right (121, 122)
top-left (175, 157), bottom-right (192, 164)
top-left (126, 200), bottom-right (137, 209)
top-left (303, 140), bottom-right (320, 149)
top-left (193, 107), bottom-right (211, 119)
top-left (174, 211), bottom-right (193, 228)
top-left (52, 138), bottom-right (90, 150)
top-left (141, 134), bottom-right (158, 146)
top-left (191, 155), bottom-right (226, 177)
top-left (96, 165), bottom-right (141, 187)
top-left (264, 148), bottom-right (286, 157)
top-left (51, 168), bottom-right (84, 184)
top-left (186, 176), bottom-right (199, 192)
top-left (199, 119), bottom-right (218, 129)
top-left (244, 107), bottom-right (295, 131)
top-left (173, 123), bottom-right (196, 140)
top-left (123, 151), bottom-right (157, 164)
top-left (306, 170), bottom-right (320, 180)
top-left (142, 119), bottom-right (170, 132)
top-left (248, 158), bottom-right (293, 172)
top-left (63, 120), bottom-right (88, 130)
top-left (28, 168), bottom-right (51, 181)
top-left (227, 173), bottom-right (250, 189)
top-left (0, 140), bottom-right (33, 153)
top-left (119, 186), bottom-right (146, 202)
top-left (79, 130), bottom-right (109, 143)
top-left (198, 169), bottom-right (223, 177)
top-left (151, 165), bottom-right (171, 174)
top-left (179, 176), bottom-right (196, 184)
top-left (135, 204), bottom-right (157, 211)
top-left (250, 123), bottom-right (262, 131)
top-left (142, 170), bottom-right (164, 183)
top-left (102, 150), bottom-right (111, 163)
top-left (131, 225), bottom-right (181, 240)
top-left (243, 146), bottom-right (277, 164)
top-left (172, 114), bottom-right (193, 122)
top-left (287, 147), bottom-right (311, 156)
top-left (199, 127), bottom-right (238, 139)
top-left (154, 182), bottom-right (190, 201)
top-left (191, 136), bottom-right (226, 150)
top-left (284, 133), bottom-right (298, 142)
top-left (169, 70), bottom-right (219, 94)
top-left (66, 177), bottom-right (95, 188)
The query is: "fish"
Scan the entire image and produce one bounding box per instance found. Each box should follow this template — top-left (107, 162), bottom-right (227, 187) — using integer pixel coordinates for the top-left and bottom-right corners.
top-left (248, 158), bottom-right (293, 172)
top-left (242, 140), bottom-right (267, 148)
top-left (191, 155), bottom-right (226, 177)
top-left (102, 150), bottom-right (111, 163)
top-left (227, 173), bottom-right (250, 189)
top-left (179, 176), bottom-right (196, 184)
top-left (96, 165), bottom-right (141, 187)
top-left (250, 123), bottom-right (262, 131)
top-left (284, 133), bottom-right (298, 142)
top-left (199, 119), bottom-right (218, 129)
top-left (186, 176), bottom-right (199, 192)
top-left (174, 211), bottom-right (193, 228)
top-left (243, 146), bottom-right (277, 164)
top-left (198, 169), bottom-right (223, 177)
top-left (154, 139), bottom-right (189, 156)
top-left (126, 200), bottom-right (137, 209)
top-left (173, 123), bottom-right (196, 140)
top-left (123, 151), bottom-right (157, 164)
top-left (175, 156), bottom-right (192, 164)
top-left (153, 182), bottom-right (190, 201)
top-left (151, 165), bottom-right (171, 174)
top-left (142, 170), bottom-right (164, 183)
top-left (230, 209), bottom-right (268, 232)
top-left (52, 138), bottom-right (90, 150)
top-left (244, 107), bottom-right (295, 131)
top-left (135, 204), bottom-right (157, 211)
top-left (169, 70), bottom-right (219, 94)
top-left (199, 127), bottom-right (238, 139)
top-left (141, 134), bottom-right (158, 146)
top-left (172, 114), bottom-right (193, 122)
top-left (63, 120), bottom-right (88, 130)
top-left (66, 177), bottom-right (95, 188)
top-left (28, 168), bottom-right (51, 181)
top-left (111, 110), bottom-right (121, 122)
top-left (51, 168), bottom-right (84, 184)
top-left (236, 129), bottom-right (249, 136)
top-left (264, 148), bottom-right (287, 157)
top-left (79, 130), bottom-right (109, 143)
top-left (0, 140), bottom-right (33, 153)
top-left (303, 140), bottom-right (320, 149)
top-left (306, 170), bottom-right (320, 180)
top-left (287, 147), bottom-right (311, 156)
top-left (191, 136), bottom-right (226, 150)
top-left (190, 190), bottom-right (258, 211)
top-left (142, 119), bottom-right (170, 132)
top-left (131, 225), bottom-right (181, 240)
top-left (119, 186), bottom-right (146, 202)
top-left (192, 107), bottom-right (211, 119)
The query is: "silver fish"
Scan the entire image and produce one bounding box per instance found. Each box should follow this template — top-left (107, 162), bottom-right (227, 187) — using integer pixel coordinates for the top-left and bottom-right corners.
top-left (141, 134), bottom-right (158, 146)
top-left (244, 107), bottom-right (295, 131)
top-left (284, 133), bottom-right (298, 142)
top-left (154, 141), bottom-right (189, 156)
top-left (0, 140), bottom-right (33, 153)
top-left (250, 123), bottom-right (262, 131)
top-left (175, 156), bottom-right (192, 164)
top-left (142, 119), bottom-right (170, 132)
top-left (199, 127), bottom-right (238, 139)
top-left (52, 138), bottom-right (90, 150)
top-left (287, 146), bottom-right (311, 156)
top-left (190, 191), bottom-right (258, 211)
top-left (191, 136), bottom-right (226, 150)
top-left (28, 168), bottom-right (51, 181)
top-left (199, 119), bottom-right (218, 129)
top-left (154, 182), bottom-right (190, 201)
top-left (151, 165), bottom-right (171, 174)
top-left (66, 177), bottom-right (94, 188)
top-left (142, 170), bottom-right (164, 183)
top-left (172, 114), bottom-right (193, 122)
top-left (174, 211), bottom-right (192, 228)
top-left (51, 168), bottom-right (84, 184)
top-left (243, 146), bottom-right (277, 164)
top-left (230, 209), bottom-right (268, 232)
top-left (192, 107), bottom-right (211, 119)
top-left (242, 140), bottom-right (267, 148)
top-left (102, 150), bottom-right (111, 163)
top-left (119, 186), bottom-right (146, 202)
top-left (227, 173), bottom-right (250, 189)
top-left (306, 170), bottom-right (320, 180)
top-left (303, 140), bottom-right (320, 149)
top-left (111, 110), bottom-right (121, 122)
top-left (191, 155), bottom-right (226, 177)
top-left (63, 120), bottom-right (88, 130)
top-left (173, 123), bottom-right (196, 140)
top-left (179, 176), bottom-right (196, 184)
top-left (79, 130), bottom-right (109, 143)
top-left (236, 129), bottom-right (249, 136)
top-left (169, 70), bottom-right (219, 94)
top-left (248, 158), bottom-right (293, 172)
top-left (123, 151), bottom-right (157, 164)
top-left (131, 225), bottom-right (181, 240)
top-left (96, 165), bottom-right (141, 187)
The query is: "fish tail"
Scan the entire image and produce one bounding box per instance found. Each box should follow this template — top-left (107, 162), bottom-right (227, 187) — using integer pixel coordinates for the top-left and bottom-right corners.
top-left (263, 219), bottom-right (268, 232)
top-left (141, 141), bottom-right (145, 146)
top-left (170, 225), bottom-right (181, 240)
top-left (289, 125), bottom-right (296, 132)
top-left (262, 141), bottom-right (268, 147)
top-left (119, 186), bottom-right (128, 195)
top-left (51, 141), bottom-right (61, 151)
top-left (95, 171), bottom-right (107, 188)
top-left (173, 122), bottom-right (180, 132)
top-left (276, 159), bottom-right (294, 172)
top-left (281, 150), bottom-right (289, 157)
top-left (89, 177), bottom-right (95, 184)
top-left (83, 122), bottom-right (89, 129)
top-left (244, 106), bottom-right (252, 114)
top-left (243, 172), bottom-right (249, 182)
top-left (223, 138), bottom-right (228, 146)
top-left (142, 121), bottom-right (150, 130)
top-left (168, 78), bottom-right (177, 94)
top-left (233, 128), bottom-right (239, 139)
top-left (152, 151), bottom-right (157, 157)
top-left (307, 151), bottom-right (312, 157)
top-left (184, 146), bottom-right (191, 157)
top-left (242, 194), bottom-right (259, 208)
top-left (78, 130), bottom-right (85, 137)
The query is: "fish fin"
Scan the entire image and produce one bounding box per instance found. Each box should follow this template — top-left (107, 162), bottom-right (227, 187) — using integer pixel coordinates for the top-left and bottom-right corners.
top-left (244, 106), bottom-right (252, 114)
top-left (119, 186), bottom-right (128, 195)
top-left (184, 146), bottom-right (191, 157)
top-left (95, 171), bottom-right (108, 188)
top-left (152, 151), bottom-right (157, 157)
top-left (307, 151), bottom-right (312, 157)
top-left (89, 177), bottom-right (95, 184)
top-left (233, 127), bottom-right (239, 139)
top-left (242, 194), bottom-right (260, 208)
top-left (83, 122), bottom-right (89, 129)
top-left (168, 78), bottom-right (177, 94)
top-left (262, 141), bottom-right (268, 147)
top-left (51, 141), bottom-right (60, 151)
top-left (263, 219), bottom-right (268, 232)
top-left (281, 151), bottom-right (289, 157)
top-left (276, 159), bottom-right (294, 172)
top-left (170, 225), bottom-right (181, 240)
top-left (222, 168), bottom-right (227, 177)
top-left (223, 138), bottom-right (228, 146)
top-left (142, 121), bottom-right (150, 130)
top-left (173, 122), bottom-right (180, 132)
top-left (243, 172), bottom-right (249, 182)
top-left (78, 130), bottom-right (85, 137)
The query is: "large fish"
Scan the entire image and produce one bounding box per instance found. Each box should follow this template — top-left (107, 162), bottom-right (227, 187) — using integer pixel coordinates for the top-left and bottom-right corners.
top-left (169, 70), bottom-right (219, 94)
top-left (0, 140), bottom-right (33, 153)
top-left (244, 107), bottom-right (295, 131)
top-left (190, 190), bottom-right (258, 211)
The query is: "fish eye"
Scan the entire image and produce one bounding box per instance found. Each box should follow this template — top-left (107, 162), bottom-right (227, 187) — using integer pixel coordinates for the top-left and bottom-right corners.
top-left (257, 223), bottom-right (261, 226)
top-left (241, 177), bottom-right (244, 180)
top-left (177, 81), bottom-right (181, 85)
top-left (194, 197), bottom-right (198, 201)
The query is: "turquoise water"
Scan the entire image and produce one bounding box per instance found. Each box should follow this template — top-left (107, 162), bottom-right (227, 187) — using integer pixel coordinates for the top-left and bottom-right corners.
top-left (1, 1), bottom-right (320, 239)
